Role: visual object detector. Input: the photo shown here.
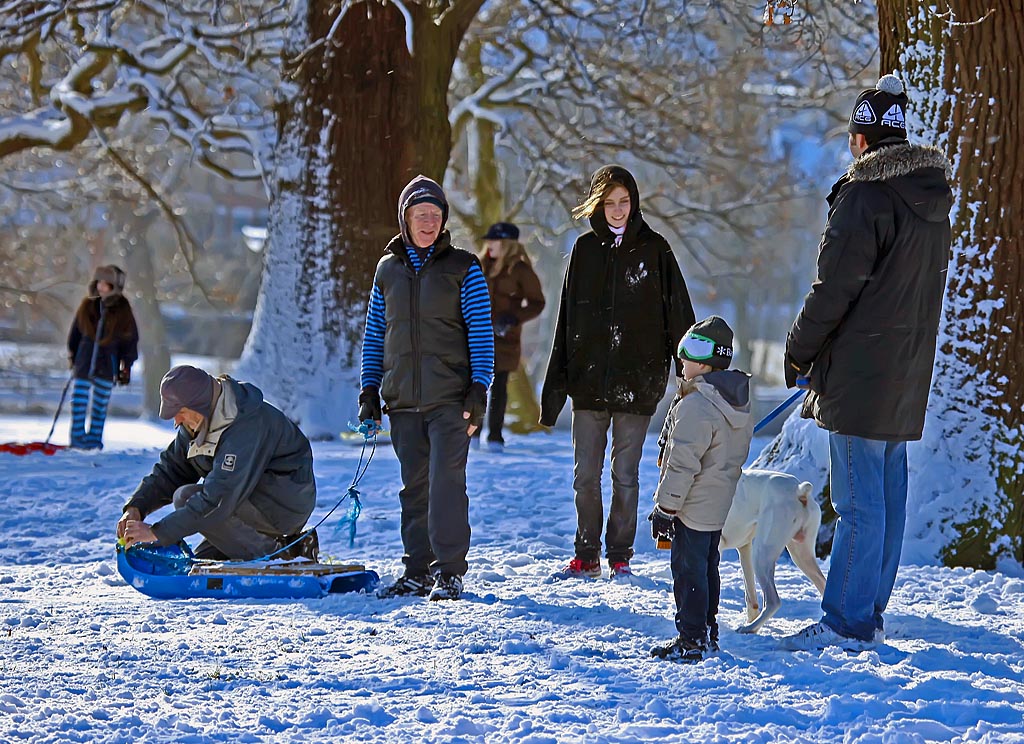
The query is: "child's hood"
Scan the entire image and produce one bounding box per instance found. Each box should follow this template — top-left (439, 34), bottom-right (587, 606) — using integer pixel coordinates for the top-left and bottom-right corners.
top-left (690, 369), bottom-right (751, 429)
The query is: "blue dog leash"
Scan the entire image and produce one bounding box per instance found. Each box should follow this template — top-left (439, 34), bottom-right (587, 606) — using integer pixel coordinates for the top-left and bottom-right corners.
top-left (752, 389), bottom-right (806, 435)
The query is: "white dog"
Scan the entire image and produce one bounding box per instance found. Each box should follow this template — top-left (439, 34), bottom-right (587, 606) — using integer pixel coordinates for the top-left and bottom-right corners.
top-left (719, 469), bottom-right (826, 634)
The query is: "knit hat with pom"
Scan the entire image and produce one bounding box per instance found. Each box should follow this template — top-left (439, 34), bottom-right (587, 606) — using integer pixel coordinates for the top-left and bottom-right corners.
top-left (849, 74), bottom-right (908, 144)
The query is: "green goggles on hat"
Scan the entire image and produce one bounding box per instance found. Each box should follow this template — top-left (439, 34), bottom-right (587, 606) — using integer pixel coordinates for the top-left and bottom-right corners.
top-left (678, 332), bottom-right (718, 361)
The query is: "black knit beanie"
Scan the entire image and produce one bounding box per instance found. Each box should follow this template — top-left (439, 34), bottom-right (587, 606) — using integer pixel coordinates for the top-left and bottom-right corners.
top-left (849, 74), bottom-right (908, 144)
top-left (678, 316), bottom-right (734, 370)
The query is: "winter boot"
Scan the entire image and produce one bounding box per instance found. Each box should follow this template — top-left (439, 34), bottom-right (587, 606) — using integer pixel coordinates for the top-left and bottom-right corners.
top-left (276, 529), bottom-right (319, 562)
top-left (377, 573), bottom-right (432, 599)
top-left (707, 622), bottom-right (720, 653)
top-left (650, 635), bottom-right (706, 663)
top-left (428, 573), bottom-right (464, 601)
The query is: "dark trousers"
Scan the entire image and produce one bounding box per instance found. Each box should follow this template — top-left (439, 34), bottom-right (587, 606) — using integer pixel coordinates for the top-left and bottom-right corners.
top-left (389, 404), bottom-right (472, 577)
top-left (472, 370), bottom-right (510, 444)
top-left (570, 409), bottom-right (650, 564)
top-left (670, 521), bottom-right (722, 644)
top-left (173, 484), bottom-right (280, 561)
top-left (486, 370), bottom-right (510, 443)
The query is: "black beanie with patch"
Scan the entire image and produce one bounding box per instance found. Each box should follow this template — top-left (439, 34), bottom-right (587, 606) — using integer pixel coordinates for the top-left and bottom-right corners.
top-left (849, 74), bottom-right (908, 144)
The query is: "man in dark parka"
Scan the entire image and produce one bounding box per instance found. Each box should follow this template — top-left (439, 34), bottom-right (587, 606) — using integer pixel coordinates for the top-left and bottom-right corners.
top-left (781, 75), bottom-right (953, 650)
top-left (118, 365), bottom-right (318, 562)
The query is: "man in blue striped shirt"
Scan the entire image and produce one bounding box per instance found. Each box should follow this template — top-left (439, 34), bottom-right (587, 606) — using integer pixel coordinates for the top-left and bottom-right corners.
top-left (359, 174), bottom-right (493, 602)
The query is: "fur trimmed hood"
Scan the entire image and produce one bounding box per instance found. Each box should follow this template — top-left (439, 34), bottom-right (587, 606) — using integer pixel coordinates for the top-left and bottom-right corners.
top-left (844, 142), bottom-right (953, 224)
top-left (847, 142), bottom-right (953, 184)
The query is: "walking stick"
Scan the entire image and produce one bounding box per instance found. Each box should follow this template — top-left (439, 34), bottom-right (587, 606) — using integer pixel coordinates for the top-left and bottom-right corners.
top-left (44, 375), bottom-right (74, 445)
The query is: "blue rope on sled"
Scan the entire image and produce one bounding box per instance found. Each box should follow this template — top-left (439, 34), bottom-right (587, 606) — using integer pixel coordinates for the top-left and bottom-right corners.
top-left (122, 422), bottom-right (381, 572)
top-left (261, 422), bottom-right (378, 559)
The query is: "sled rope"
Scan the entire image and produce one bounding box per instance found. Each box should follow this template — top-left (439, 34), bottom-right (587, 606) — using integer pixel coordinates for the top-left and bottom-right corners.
top-left (256, 428), bottom-right (378, 561)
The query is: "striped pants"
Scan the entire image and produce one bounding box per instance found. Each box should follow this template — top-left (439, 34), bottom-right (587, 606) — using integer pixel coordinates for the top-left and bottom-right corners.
top-left (70, 377), bottom-right (114, 449)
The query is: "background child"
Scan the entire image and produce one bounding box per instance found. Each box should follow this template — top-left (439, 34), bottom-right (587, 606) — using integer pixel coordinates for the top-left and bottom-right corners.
top-left (542, 164), bottom-right (694, 580)
top-left (649, 316), bottom-right (753, 662)
top-left (67, 265), bottom-right (139, 449)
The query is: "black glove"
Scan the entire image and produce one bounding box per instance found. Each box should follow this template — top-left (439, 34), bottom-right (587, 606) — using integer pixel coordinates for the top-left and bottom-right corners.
top-left (784, 354), bottom-right (810, 389)
top-left (357, 386), bottom-right (382, 422)
top-left (463, 382), bottom-right (488, 428)
top-left (493, 314), bottom-right (519, 339)
top-left (649, 506), bottom-right (676, 542)
top-left (117, 366), bottom-right (131, 386)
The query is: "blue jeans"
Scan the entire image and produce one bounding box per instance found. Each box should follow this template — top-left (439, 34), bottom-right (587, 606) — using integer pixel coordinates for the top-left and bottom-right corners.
top-left (822, 433), bottom-right (908, 641)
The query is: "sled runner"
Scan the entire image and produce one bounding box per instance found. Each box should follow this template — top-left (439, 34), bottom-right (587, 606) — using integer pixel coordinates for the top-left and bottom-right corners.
top-left (117, 542), bottom-right (379, 600)
top-left (0, 441), bottom-right (67, 456)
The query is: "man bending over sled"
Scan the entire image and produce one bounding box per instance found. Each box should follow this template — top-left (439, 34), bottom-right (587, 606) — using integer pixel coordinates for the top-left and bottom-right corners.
top-left (117, 365), bottom-right (319, 562)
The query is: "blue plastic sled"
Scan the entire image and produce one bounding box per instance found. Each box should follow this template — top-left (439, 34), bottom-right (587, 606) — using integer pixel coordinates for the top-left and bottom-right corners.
top-left (117, 542), bottom-right (379, 600)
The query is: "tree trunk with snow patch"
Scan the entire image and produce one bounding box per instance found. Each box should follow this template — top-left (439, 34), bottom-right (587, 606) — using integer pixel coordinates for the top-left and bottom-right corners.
top-left (236, 0), bottom-right (483, 437)
top-left (879, 0), bottom-right (1024, 569)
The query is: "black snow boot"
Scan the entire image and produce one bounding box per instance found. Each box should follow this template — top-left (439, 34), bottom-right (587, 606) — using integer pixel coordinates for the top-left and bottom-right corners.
top-left (650, 635), bottom-right (706, 663)
top-left (428, 573), bottom-right (463, 601)
top-left (276, 529), bottom-right (319, 562)
top-left (707, 622), bottom-right (720, 653)
top-left (377, 573), bottom-right (432, 599)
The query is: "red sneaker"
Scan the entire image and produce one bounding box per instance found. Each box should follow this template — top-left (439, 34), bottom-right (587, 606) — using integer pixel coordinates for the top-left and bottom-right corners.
top-left (552, 557), bottom-right (602, 579)
top-left (609, 561), bottom-right (633, 579)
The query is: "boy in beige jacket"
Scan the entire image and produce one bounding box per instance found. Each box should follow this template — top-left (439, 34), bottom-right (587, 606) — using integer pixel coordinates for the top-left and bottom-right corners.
top-left (649, 316), bottom-right (754, 662)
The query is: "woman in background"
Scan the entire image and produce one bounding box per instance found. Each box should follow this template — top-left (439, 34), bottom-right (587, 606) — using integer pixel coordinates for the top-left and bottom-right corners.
top-left (475, 222), bottom-right (546, 451)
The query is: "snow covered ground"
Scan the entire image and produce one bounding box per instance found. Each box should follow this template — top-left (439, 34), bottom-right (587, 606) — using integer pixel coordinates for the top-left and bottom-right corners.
top-left (1, 414), bottom-right (1022, 743)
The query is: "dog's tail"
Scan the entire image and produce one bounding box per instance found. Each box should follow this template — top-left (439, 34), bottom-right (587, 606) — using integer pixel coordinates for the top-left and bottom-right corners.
top-left (793, 481), bottom-right (814, 542)
top-left (797, 481), bottom-right (812, 508)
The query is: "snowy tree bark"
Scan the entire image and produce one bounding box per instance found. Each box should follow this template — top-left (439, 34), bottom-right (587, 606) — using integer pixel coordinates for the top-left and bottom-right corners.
top-left (120, 212), bottom-right (171, 419)
top-left (236, 0), bottom-right (483, 437)
top-left (758, 2), bottom-right (1024, 569)
top-left (879, 0), bottom-right (1024, 569)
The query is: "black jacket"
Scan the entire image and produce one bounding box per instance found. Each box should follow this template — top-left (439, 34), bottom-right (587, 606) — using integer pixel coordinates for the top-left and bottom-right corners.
top-left (125, 377), bottom-right (316, 545)
top-left (68, 295), bottom-right (139, 381)
top-left (786, 141), bottom-right (953, 441)
top-left (375, 232), bottom-right (480, 413)
top-left (541, 166), bottom-right (695, 422)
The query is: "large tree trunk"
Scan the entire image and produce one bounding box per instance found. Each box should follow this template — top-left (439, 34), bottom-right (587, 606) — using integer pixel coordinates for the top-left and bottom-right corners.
top-left (880, 0), bottom-right (1024, 568)
top-left (121, 214), bottom-right (172, 419)
top-left (237, 0), bottom-right (482, 437)
top-left (758, 2), bottom-right (1024, 569)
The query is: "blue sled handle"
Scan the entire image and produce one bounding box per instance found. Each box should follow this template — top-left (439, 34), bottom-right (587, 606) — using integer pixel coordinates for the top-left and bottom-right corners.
top-left (346, 419), bottom-right (383, 440)
top-left (753, 389), bottom-right (805, 435)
